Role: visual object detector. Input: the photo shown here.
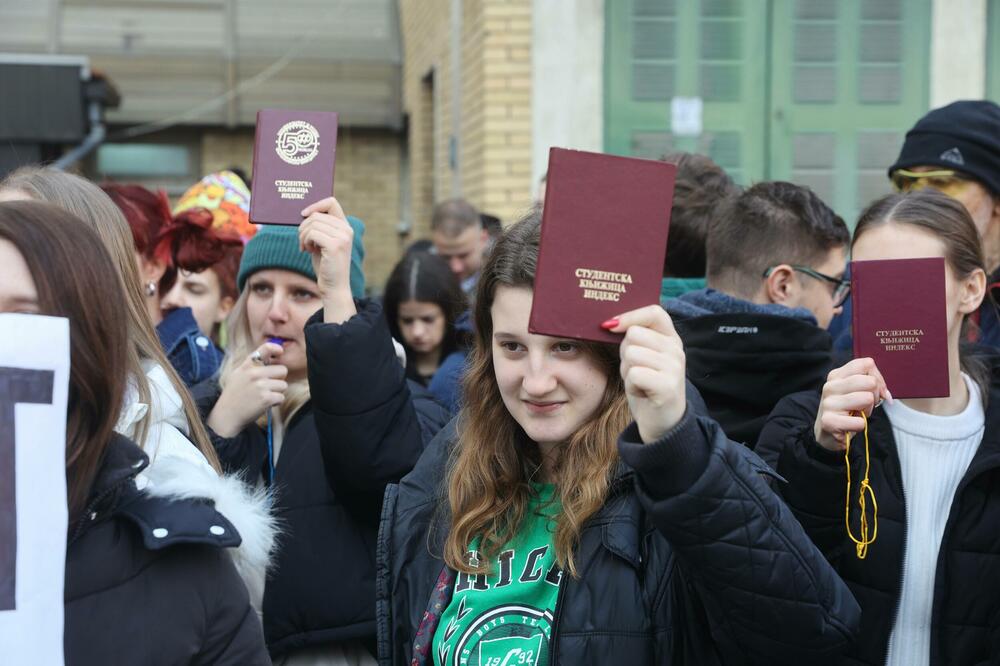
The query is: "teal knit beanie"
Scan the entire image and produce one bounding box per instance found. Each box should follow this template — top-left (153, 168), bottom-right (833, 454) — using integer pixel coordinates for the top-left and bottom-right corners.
top-left (237, 215), bottom-right (366, 298)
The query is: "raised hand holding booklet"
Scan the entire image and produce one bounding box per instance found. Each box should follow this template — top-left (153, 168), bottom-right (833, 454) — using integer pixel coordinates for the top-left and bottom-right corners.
top-left (249, 108), bottom-right (339, 226)
top-left (528, 148), bottom-right (676, 344)
top-left (851, 257), bottom-right (949, 398)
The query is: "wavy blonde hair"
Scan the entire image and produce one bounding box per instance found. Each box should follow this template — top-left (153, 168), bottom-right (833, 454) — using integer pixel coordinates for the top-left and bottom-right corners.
top-left (443, 211), bottom-right (631, 578)
top-left (219, 286), bottom-right (310, 426)
top-left (0, 166), bottom-right (221, 472)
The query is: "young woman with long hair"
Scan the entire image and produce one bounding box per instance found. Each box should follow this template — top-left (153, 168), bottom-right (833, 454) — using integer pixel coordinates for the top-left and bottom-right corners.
top-left (758, 189), bottom-right (1000, 665)
top-left (196, 197), bottom-right (449, 664)
top-left (383, 251), bottom-right (469, 409)
top-left (0, 200), bottom-right (269, 664)
top-left (321, 210), bottom-right (861, 664)
top-left (0, 168), bottom-right (210, 454)
top-left (0, 167), bottom-right (276, 608)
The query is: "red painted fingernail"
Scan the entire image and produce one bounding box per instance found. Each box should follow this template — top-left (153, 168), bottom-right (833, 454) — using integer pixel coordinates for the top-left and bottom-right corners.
top-left (600, 317), bottom-right (620, 330)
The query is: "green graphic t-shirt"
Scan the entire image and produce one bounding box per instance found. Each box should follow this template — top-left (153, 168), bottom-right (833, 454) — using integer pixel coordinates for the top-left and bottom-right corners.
top-left (432, 484), bottom-right (563, 666)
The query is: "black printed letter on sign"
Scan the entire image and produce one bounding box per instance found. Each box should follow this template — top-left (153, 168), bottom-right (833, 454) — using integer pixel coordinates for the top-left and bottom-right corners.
top-left (0, 367), bottom-right (55, 611)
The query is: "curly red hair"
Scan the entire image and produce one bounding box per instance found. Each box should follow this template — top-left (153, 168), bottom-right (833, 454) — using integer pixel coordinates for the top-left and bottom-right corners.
top-left (100, 183), bottom-right (174, 266)
top-left (159, 208), bottom-right (243, 300)
top-left (101, 183), bottom-right (243, 297)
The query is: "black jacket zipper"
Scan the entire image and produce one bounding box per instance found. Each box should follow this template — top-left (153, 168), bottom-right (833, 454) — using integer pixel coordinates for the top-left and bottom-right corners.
top-left (548, 572), bottom-right (568, 664)
top-left (549, 475), bottom-right (632, 664)
top-left (69, 472), bottom-right (137, 545)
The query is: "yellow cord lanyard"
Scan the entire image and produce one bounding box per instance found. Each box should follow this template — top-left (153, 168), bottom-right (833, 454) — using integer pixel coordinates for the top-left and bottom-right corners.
top-left (844, 411), bottom-right (878, 559)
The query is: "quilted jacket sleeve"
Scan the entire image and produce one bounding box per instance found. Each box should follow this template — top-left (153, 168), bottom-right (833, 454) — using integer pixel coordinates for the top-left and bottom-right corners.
top-left (305, 300), bottom-right (433, 503)
top-left (618, 409), bottom-right (860, 661)
top-left (756, 391), bottom-right (849, 557)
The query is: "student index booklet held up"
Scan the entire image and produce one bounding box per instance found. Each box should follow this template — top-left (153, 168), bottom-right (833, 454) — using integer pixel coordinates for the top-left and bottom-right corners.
top-left (249, 108), bottom-right (339, 226)
top-left (529, 147), bottom-right (676, 344)
top-left (851, 257), bottom-right (949, 399)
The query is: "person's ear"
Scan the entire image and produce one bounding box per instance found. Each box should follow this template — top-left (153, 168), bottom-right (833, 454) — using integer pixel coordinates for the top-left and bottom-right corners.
top-left (764, 264), bottom-right (796, 305)
top-left (479, 228), bottom-right (489, 248)
top-left (138, 255), bottom-right (168, 284)
top-left (958, 267), bottom-right (987, 315)
top-left (216, 295), bottom-right (236, 323)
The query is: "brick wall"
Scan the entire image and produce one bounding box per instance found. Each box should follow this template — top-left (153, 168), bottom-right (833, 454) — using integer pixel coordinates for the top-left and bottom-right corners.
top-left (201, 129), bottom-right (255, 177)
top-left (335, 127), bottom-right (404, 291)
top-left (200, 126), bottom-right (404, 292)
top-left (478, 0), bottom-right (533, 224)
top-left (399, 0), bottom-right (534, 231)
top-left (193, 0), bottom-right (539, 290)
top-left (399, 0), bottom-right (453, 240)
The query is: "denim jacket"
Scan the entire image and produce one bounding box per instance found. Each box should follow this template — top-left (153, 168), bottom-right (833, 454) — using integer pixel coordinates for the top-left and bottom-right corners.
top-left (156, 307), bottom-right (224, 387)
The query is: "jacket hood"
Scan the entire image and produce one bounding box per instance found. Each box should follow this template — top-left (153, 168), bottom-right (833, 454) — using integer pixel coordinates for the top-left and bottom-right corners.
top-left (114, 362), bottom-right (278, 612)
top-left (116, 361), bottom-right (190, 440)
top-left (76, 435), bottom-right (240, 552)
top-left (666, 288), bottom-right (818, 324)
top-left (140, 453), bottom-right (278, 614)
top-left (674, 311), bottom-right (833, 446)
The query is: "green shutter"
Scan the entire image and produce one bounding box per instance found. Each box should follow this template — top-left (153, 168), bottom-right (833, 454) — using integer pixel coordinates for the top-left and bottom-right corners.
top-left (605, 0), bottom-right (931, 224)
top-left (604, 0), bottom-right (767, 184)
top-left (768, 0), bottom-right (930, 222)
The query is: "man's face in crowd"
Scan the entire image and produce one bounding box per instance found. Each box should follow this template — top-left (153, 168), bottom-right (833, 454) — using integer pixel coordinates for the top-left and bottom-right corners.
top-left (760, 246), bottom-right (848, 330)
top-left (794, 246), bottom-right (848, 330)
top-left (432, 224), bottom-right (488, 281)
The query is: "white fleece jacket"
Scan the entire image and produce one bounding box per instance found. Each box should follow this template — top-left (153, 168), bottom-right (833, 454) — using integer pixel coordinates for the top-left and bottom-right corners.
top-left (115, 361), bottom-right (278, 613)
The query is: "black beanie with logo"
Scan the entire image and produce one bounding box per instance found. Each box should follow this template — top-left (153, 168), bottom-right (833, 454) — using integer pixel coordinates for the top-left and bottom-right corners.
top-left (888, 100), bottom-right (1000, 197)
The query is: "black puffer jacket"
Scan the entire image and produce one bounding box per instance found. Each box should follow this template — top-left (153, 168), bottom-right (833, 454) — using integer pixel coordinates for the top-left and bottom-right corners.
top-left (193, 299), bottom-right (449, 658)
top-left (756, 365), bottom-right (1000, 665)
top-left (65, 435), bottom-right (268, 665)
top-left (666, 299), bottom-right (833, 448)
top-left (373, 404), bottom-right (861, 664)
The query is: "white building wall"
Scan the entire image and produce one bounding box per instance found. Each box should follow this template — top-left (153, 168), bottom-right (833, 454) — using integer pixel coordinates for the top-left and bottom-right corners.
top-left (930, 0), bottom-right (987, 106)
top-left (531, 0), bottom-right (604, 196)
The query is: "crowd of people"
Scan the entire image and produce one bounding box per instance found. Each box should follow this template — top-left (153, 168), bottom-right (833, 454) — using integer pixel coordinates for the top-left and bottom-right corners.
top-left (1, 98), bottom-right (999, 665)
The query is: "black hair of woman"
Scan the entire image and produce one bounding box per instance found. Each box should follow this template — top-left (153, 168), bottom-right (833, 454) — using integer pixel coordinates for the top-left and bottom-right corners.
top-left (383, 250), bottom-right (469, 383)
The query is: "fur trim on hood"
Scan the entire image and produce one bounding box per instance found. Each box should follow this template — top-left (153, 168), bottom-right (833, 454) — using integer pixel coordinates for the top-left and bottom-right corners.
top-left (116, 360), bottom-right (279, 613)
top-left (140, 456), bottom-right (279, 613)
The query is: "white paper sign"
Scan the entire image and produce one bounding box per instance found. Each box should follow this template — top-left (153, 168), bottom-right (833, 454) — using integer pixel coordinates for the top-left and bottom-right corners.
top-left (671, 96), bottom-right (703, 137)
top-left (0, 314), bottom-right (70, 666)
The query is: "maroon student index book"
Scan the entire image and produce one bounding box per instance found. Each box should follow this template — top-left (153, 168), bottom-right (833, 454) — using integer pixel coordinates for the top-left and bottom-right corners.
top-left (249, 109), bottom-right (339, 226)
top-left (851, 257), bottom-right (949, 399)
top-left (528, 148), bottom-right (676, 344)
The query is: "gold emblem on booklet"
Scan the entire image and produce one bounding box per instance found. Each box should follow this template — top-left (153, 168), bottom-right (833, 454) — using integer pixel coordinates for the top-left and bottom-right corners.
top-left (275, 120), bottom-right (320, 165)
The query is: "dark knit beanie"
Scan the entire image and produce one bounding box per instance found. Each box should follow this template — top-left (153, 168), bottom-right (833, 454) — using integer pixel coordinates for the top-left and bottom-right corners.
top-left (237, 215), bottom-right (366, 297)
top-left (889, 100), bottom-right (1000, 196)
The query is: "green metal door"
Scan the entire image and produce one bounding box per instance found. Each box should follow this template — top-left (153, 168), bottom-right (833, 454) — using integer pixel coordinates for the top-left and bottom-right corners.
top-left (605, 0), bottom-right (931, 222)
top-left (604, 0), bottom-right (769, 184)
top-left (768, 0), bottom-right (931, 221)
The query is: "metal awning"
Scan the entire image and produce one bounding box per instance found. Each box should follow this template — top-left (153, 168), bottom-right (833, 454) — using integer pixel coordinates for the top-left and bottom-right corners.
top-left (0, 0), bottom-right (402, 131)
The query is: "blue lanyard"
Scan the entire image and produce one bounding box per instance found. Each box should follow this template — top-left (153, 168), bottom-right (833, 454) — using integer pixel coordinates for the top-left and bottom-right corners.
top-left (266, 407), bottom-right (275, 485)
top-left (265, 337), bottom-right (282, 485)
